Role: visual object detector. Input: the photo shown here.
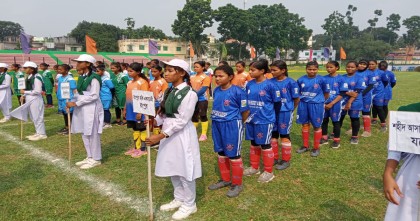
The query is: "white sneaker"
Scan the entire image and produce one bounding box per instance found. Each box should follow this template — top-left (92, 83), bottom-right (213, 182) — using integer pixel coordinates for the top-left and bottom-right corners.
top-left (160, 199), bottom-right (183, 212)
top-left (0, 118), bottom-right (10, 123)
top-left (28, 134), bottom-right (48, 141)
top-left (80, 158), bottom-right (101, 169)
top-left (26, 134), bottom-right (37, 139)
top-left (172, 205), bottom-right (197, 220)
top-left (103, 124), bottom-right (112, 129)
top-left (75, 158), bottom-right (90, 166)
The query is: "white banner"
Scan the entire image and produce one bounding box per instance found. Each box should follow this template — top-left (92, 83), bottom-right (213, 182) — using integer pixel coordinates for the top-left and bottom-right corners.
top-left (10, 99), bottom-right (35, 122)
top-left (17, 78), bottom-right (26, 90)
top-left (132, 90), bottom-right (156, 116)
top-left (61, 82), bottom-right (70, 99)
top-left (389, 111), bottom-right (420, 154)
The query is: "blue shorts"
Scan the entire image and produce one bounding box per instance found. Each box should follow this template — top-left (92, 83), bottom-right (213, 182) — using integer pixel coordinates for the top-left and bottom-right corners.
top-left (296, 102), bottom-right (324, 128)
top-left (212, 120), bottom-right (244, 158)
top-left (101, 100), bottom-right (112, 110)
top-left (372, 93), bottom-right (385, 107)
top-left (274, 111), bottom-right (294, 135)
top-left (341, 109), bottom-right (360, 118)
top-left (324, 101), bottom-right (343, 122)
top-left (58, 99), bottom-right (73, 114)
top-left (384, 99), bottom-right (390, 106)
top-left (362, 93), bottom-right (373, 113)
top-left (245, 123), bottom-right (274, 145)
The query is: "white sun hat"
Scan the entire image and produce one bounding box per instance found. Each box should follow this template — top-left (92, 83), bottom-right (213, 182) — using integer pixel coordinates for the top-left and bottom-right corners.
top-left (72, 54), bottom-right (96, 64)
top-left (0, 63), bottom-right (8, 68)
top-left (22, 61), bottom-right (37, 68)
top-left (160, 59), bottom-right (190, 74)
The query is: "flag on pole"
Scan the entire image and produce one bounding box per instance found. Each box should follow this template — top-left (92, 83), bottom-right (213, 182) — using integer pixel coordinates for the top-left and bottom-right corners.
top-left (10, 100), bottom-right (35, 122)
top-left (309, 48), bottom-right (313, 61)
top-left (189, 42), bottom-right (195, 57)
top-left (85, 35), bottom-right (98, 54)
top-left (323, 47), bottom-right (330, 59)
top-left (148, 39), bottom-right (159, 55)
top-left (19, 32), bottom-right (31, 54)
top-left (250, 46), bottom-right (256, 59)
top-left (275, 47), bottom-right (281, 60)
top-left (340, 47), bottom-right (347, 60)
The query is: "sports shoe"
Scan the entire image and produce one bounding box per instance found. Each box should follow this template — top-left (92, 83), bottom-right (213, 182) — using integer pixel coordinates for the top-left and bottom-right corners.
top-left (0, 117), bottom-right (10, 123)
top-left (371, 119), bottom-right (378, 125)
top-left (328, 133), bottom-right (335, 140)
top-left (172, 204), bottom-right (197, 220)
top-left (332, 141), bottom-right (341, 149)
top-left (296, 146), bottom-right (309, 154)
top-left (380, 126), bottom-right (387, 133)
top-left (320, 138), bottom-right (329, 145)
top-left (46, 105), bottom-right (55, 109)
top-left (243, 167), bottom-right (260, 176)
top-left (124, 148), bottom-right (136, 156)
top-left (310, 148), bottom-right (320, 157)
top-left (208, 180), bottom-right (231, 190)
top-left (345, 129), bottom-right (352, 135)
top-left (57, 128), bottom-right (68, 134)
top-left (257, 171), bottom-right (275, 183)
top-left (103, 123), bottom-right (112, 129)
top-left (350, 137), bottom-right (359, 145)
top-left (79, 158), bottom-right (101, 169)
top-left (275, 160), bottom-right (290, 170)
top-left (160, 199), bottom-right (183, 212)
top-left (361, 131), bottom-right (371, 137)
top-left (117, 121), bottom-right (126, 126)
top-left (198, 134), bottom-right (207, 141)
top-left (26, 134), bottom-right (38, 139)
top-left (28, 134), bottom-right (47, 141)
top-left (226, 185), bottom-right (243, 198)
top-left (131, 149), bottom-right (147, 158)
top-left (75, 157), bottom-right (90, 166)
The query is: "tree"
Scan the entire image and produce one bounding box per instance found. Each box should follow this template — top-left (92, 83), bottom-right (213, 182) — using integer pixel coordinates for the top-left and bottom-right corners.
top-left (172, 0), bottom-right (213, 57)
top-left (133, 25), bottom-right (167, 39)
top-left (386, 13), bottom-right (401, 44)
top-left (402, 16), bottom-right (420, 47)
top-left (368, 9), bottom-right (383, 39)
top-left (124, 17), bottom-right (135, 39)
top-left (345, 33), bottom-right (392, 60)
top-left (322, 11), bottom-right (347, 45)
top-left (0, 21), bottom-right (23, 41)
top-left (361, 27), bottom-right (398, 45)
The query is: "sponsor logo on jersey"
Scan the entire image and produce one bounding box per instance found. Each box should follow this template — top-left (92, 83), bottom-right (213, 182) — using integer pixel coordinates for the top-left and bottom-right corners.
top-left (313, 84), bottom-right (319, 89)
top-left (282, 88), bottom-right (287, 94)
top-left (257, 132), bottom-right (264, 139)
top-left (259, 90), bottom-right (266, 96)
top-left (241, 100), bottom-right (247, 107)
top-left (226, 144), bottom-right (234, 151)
top-left (224, 99), bottom-right (231, 106)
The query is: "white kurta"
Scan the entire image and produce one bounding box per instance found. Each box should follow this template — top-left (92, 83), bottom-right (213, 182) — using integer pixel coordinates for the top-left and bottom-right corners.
top-left (0, 73), bottom-right (12, 119)
top-left (385, 151), bottom-right (420, 221)
top-left (24, 74), bottom-right (46, 135)
top-left (155, 82), bottom-right (202, 182)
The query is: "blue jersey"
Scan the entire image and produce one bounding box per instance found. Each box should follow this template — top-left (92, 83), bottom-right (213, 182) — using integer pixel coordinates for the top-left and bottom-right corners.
top-left (323, 74), bottom-right (344, 104)
top-left (340, 74), bottom-right (366, 110)
top-left (100, 75), bottom-right (114, 101)
top-left (371, 69), bottom-right (388, 97)
top-left (57, 75), bottom-right (77, 101)
top-left (297, 75), bottom-right (330, 104)
top-left (269, 77), bottom-right (299, 112)
top-left (211, 85), bottom-right (249, 122)
top-left (384, 70), bottom-right (396, 100)
top-left (246, 79), bottom-right (280, 124)
top-left (357, 70), bottom-right (376, 86)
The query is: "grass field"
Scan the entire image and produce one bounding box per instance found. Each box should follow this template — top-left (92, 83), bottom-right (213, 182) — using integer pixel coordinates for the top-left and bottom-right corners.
top-left (0, 70), bottom-right (419, 221)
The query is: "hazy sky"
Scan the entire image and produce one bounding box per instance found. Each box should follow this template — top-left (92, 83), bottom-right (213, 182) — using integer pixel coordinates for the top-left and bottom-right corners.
top-left (2, 0), bottom-right (419, 38)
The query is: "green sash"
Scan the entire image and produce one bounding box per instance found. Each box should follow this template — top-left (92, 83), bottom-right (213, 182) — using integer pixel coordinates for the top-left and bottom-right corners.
top-left (26, 75), bottom-right (43, 91)
top-left (0, 73), bottom-right (6, 85)
top-left (77, 73), bottom-right (102, 95)
top-left (164, 86), bottom-right (192, 118)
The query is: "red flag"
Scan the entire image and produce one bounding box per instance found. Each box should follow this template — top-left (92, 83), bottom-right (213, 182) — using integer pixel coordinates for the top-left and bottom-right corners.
top-left (309, 48), bottom-right (313, 61)
top-left (250, 47), bottom-right (256, 59)
top-left (340, 47), bottom-right (347, 60)
top-left (86, 35), bottom-right (98, 54)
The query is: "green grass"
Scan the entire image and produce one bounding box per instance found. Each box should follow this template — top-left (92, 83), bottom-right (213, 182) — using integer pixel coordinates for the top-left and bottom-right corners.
top-left (0, 71), bottom-right (419, 220)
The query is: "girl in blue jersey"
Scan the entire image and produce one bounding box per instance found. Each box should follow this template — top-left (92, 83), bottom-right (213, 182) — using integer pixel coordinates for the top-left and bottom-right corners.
top-left (356, 59), bottom-right (376, 137)
top-left (269, 60), bottom-right (299, 170)
top-left (321, 61), bottom-right (344, 148)
top-left (339, 61), bottom-right (366, 145)
top-left (243, 59), bottom-right (280, 183)
top-left (96, 64), bottom-right (115, 129)
top-left (379, 61), bottom-right (397, 122)
top-left (369, 60), bottom-right (389, 132)
top-left (56, 64), bottom-right (77, 135)
top-left (208, 65), bottom-right (249, 197)
top-left (296, 61), bottom-right (330, 157)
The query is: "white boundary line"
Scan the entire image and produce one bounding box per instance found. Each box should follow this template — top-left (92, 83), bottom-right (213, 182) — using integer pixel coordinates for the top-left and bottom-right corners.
top-left (0, 131), bottom-right (169, 220)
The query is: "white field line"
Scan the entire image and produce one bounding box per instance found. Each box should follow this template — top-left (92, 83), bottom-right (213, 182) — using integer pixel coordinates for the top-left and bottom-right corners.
top-left (0, 131), bottom-right (170, 220)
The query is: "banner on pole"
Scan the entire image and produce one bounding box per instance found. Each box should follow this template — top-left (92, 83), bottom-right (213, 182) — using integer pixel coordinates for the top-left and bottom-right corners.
top-left (389, 111), bottom-right (420, 154)
top-left (132, 90), bottom-right (156, 116)
top-left (61, 82), bottom-right (71, 99)
top-left (17, 78), bottom-right (26, 90)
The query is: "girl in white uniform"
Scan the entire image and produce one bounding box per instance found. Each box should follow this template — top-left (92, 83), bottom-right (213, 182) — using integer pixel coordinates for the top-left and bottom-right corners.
top-left (67, 54), bottom-right (104, 170)
top-left (0, 63), bottom-right (12, 123)
top-left (21, 62), bottom-right (47, 141)
top-left (146, 59), bottom-right (201, 220)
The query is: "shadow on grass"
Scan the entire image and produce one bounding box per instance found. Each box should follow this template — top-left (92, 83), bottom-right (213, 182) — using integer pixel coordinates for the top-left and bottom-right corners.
top-left (320, 200), bottom-right (374, 221)
top-left (0, 161), bottom-right (45, 193)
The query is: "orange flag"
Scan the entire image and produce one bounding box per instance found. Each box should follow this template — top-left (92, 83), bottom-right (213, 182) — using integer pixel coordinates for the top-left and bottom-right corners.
top-left (250, 47), bottom-right (256, 59)
top-left (340, 47), bottom-right (346, 60)
top-left (86, 35), bottom-right (98, 54)
top-left (189, 42), bottom-right (195, 57)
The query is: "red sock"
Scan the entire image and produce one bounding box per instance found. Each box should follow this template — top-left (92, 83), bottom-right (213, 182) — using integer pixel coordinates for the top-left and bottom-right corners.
top-left (250, 145), bottom-right (261, 169)
top-left (333, 138), bottom-right (341, 143)
top-left (322, 135), bottom-right (328, 140)
top-left (262, 149), bottom-right (274, 173)
top-left (270, 138), bottom-right (279, 161)
top-left (363, 115), bottom-right (371, 132)
top-left (230, 159), bottom-right (243, 185)
top-left (302, 125), bottom-right (310, 147)
top-left (281, 138), bottom-right (292, 162)
top-left (217, 156), bottom-right (230, 182)
top-left (313, 130), bottom-right (322, 150)
top-left (381, 123), bottom-right (386, 127)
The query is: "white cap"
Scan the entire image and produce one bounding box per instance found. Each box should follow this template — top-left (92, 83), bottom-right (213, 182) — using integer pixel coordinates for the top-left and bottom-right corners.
top-left (160, 59), bottom-right (190, 74)
top-left (23, 61), bottom-right (37, 68)
top-left (0, 63), bottom-right (8, 68)
top-left (72, 54), bottom-right (96, 64)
